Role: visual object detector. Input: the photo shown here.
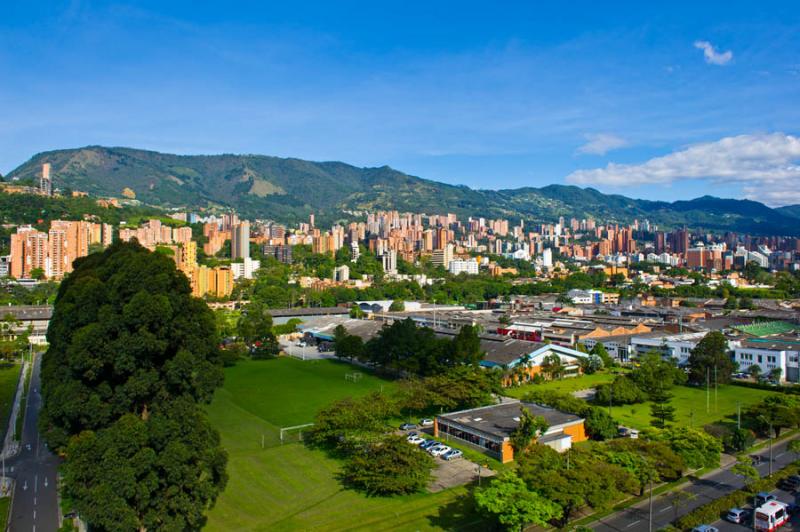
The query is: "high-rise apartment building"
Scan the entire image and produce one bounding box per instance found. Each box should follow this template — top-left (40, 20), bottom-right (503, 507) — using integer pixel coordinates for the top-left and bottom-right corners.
top-left (231, 221), bottom-right (250, 260)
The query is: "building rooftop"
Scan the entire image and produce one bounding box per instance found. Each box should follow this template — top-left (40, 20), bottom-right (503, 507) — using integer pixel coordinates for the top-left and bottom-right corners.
top-left (438, 400), bottom-right (582, 441)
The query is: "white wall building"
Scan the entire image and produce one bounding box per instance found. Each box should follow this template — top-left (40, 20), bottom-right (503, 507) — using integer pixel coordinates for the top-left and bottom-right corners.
top-left (733, 339), bottom-right (800, 383)
top-left (231, 257), bottom-right (260, 280)
top-left (629, 331), bottom-right (709, 365)
top-left (448, 259), bottom-right (479, 275)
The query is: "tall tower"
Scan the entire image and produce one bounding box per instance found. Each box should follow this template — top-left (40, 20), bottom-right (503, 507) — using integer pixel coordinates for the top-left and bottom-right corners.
top-left (231, 221), bottom-right (250, 260)
top-left (40, 163), bottom-right (52, 196)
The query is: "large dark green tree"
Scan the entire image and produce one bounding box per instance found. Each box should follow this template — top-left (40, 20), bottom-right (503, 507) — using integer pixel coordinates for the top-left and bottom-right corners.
top-left (40, 241), bottom-right (227, 530)
top-left (236, 300), bottom-right (280, 359)
top-left (687, 331), bottom-right (735, 385)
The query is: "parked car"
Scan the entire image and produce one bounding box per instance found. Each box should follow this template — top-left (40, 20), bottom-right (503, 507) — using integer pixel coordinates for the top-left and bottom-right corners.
top-left (726, 508), bottom-right (749, 524)
top-left (779, 475), bottom-right (800, 491)
top-left (419, 439), bottom-right (438, 450)
top-left (429, 445), bottom-right (451, 457)
top-left (407, 435), bottom-right (425, 445)
top-left (756, 492), bottom-right (777, 506)
top-left (399, 423), bottom-right (417, 431)
top-left (419, 418), bottom-right (434, 427)
top-left (691, 526), bottom-right (719, 532)
top-left (442, 449), bottom-right (463, 461)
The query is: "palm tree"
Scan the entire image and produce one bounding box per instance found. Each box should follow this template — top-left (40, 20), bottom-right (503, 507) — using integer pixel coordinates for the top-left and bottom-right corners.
top-left (769, 367), bottom-right (782, 383)
top-left (748, 364), bottom-right (762, 380)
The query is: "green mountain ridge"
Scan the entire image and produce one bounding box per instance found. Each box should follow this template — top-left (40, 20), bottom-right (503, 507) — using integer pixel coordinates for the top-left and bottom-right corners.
top-left (6, 146), bottom-right (799, 235)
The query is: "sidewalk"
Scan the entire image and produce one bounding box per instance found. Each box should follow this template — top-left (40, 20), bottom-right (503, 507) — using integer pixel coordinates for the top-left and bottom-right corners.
top-left (1, 361), bottom-right (29, 461)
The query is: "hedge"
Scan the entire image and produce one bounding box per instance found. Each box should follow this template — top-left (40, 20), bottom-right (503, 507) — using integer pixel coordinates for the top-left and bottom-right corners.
top-left (674, 463), bottom-right (800, 530)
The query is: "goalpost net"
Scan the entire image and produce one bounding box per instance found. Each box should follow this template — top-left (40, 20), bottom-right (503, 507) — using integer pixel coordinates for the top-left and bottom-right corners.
top-left (345, 372), bottom-right (363, 383)
top-left (278, 423), bottom-right (314, 445)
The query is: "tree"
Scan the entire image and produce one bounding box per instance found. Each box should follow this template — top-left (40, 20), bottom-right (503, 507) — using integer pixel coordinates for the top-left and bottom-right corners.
top-left (748, 364), bottom-right (763, 380)
top-left (0, 313), bottom-right (31, 361)
top-left (645, 426), bottom-right (723, 469)
top-left (769, 367), bottom-right (783, 383)
top-left (498, 314), bottom-right (512, 326)
top-left (63, 399), bottom-right (227, 531)
top-left (732, 460), bottom-right (759, 494)
top-left (590, 342), bottom-right (614, 368)
top-left (349, 304), bottom-right (365, 319)
top-left (343, 434), bottom-right (434, 495)
top-left (579, 354), bottom-right (603, 375)
top-left (595, 376), bottom-right (647, 406)
top-left (237, 300), bottom-right (280, 358)
top-left (687, 331), bottom-right (734, 385)
top-left (307, 392), bottom-right (397, 452)
top-left (39, 241), bottom-right (226, 528)
top-left (630, 352), bottom-right (686, 395)
top-left (584, 407), bottom-right (618, 441)
top-left (334, 326), bottom-right (365, 362)
top-left (748, 395), bottom-right (800, 438)
top-left (475, 472), bottom-right (562, 531)
top-left (388, 299), bottom-right (405, 312)
top-left (510, 408), bottom-right (549, 453)
top-left (665, 490), bottom-right (696, 521)
top-left (540, 354), bottom-right (564, 380)
top-left (788, 439), bottom-right (800, 461)
top-left (649, 384), bottom-right (676, 429)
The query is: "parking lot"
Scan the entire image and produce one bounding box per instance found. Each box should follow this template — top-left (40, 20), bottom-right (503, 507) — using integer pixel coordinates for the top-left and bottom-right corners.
top-left (710, 483), bottom-right (800, 532)
top-left (400, 427), bottom-right (497, 493)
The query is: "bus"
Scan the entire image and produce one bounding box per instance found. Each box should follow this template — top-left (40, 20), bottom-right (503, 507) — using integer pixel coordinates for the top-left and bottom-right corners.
top-left (755, 501), bottom-right (790, 532)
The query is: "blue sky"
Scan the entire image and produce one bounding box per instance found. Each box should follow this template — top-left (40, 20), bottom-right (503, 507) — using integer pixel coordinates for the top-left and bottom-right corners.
top-left (2, 1), bottom-right (799, 205)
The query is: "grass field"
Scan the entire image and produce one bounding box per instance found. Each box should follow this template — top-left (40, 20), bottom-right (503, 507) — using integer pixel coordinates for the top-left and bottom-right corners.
top-left (204, 357), bottom-right (484, 531)
top-left (608, 384), bottom-right (776, 430)
top-left (0, 364), bottom-right (21, 441)
top-left (503, 371), bottom-right (618, 399)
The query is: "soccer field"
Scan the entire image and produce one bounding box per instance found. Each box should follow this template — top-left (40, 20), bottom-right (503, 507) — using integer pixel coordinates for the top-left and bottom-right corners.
top-left (607, 383), bottom-right (777, 430)
top-left (204, 357), bottom-right (485, 531)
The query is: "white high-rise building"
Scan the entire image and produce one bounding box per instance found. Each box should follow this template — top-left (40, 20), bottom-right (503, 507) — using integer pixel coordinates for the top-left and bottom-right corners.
top-left (542, 248), bottom-right (553, 268)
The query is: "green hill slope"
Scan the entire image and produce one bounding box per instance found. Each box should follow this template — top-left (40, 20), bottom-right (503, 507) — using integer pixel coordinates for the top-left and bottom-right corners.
top-left (7, 146), bottom-right (799, 235)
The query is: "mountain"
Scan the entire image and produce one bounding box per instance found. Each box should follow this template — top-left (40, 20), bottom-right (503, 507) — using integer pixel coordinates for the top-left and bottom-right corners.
top-left (776, 204), bottom-right (800, 219)
top-left (7, 146), bottom-right (799, 235)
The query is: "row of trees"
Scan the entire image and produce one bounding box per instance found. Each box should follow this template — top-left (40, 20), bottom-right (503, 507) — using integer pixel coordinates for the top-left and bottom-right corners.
top-left (40, 242), bottom-right (228, 530)
top-left (333, 319), bottom-right (484, 377)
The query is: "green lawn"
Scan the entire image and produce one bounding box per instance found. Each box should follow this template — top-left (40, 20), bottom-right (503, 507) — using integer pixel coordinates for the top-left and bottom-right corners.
top-left (204, 357), bottom-right (484, 531)
top-left (503, 371), bottom-right (619, 399)
top-left (608, 384), bottom-right (777, 430)
top-left (0, 497), bottom-right (9, 531)
top-left (0, 364), bottom-right (21, 441)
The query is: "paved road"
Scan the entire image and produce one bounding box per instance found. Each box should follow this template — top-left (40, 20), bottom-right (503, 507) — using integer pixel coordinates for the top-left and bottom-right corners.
top-left (592, 437), bottom-right (800, 532)
top-left (7, 356), bottom-right (60, 532)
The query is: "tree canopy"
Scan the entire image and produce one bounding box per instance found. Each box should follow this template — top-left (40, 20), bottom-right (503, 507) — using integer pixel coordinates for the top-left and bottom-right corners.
top-left (40, 241), bottom-right (227, 529)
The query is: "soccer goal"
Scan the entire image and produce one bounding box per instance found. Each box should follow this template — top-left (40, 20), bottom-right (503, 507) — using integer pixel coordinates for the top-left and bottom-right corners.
top-left (345, 372), bottom-right (363, 383)
top-left (278, 423), bottom-right (314, 444)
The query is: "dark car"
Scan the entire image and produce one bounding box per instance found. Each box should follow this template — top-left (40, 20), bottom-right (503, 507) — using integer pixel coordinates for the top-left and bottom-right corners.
top-left (399, 423), bottom-right (417, 431)
top-left (780, 475), bottom-right (800, 491)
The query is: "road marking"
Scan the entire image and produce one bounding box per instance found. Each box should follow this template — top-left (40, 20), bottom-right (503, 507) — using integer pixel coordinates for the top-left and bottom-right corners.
top-left (626, 520), bottom-right (642, 528)
top-left (33, 509), bottom-right (36, 520)
top-left (43, 477), bottom-right (48, 488)
top-left (659, 506), bottom-right (671, 513)
top-left (776, 452), bottom-right (785, 459)
top-left (34, 474), bottom-right (38, 493)
top-left (23, 480), bottom-right (27, 491)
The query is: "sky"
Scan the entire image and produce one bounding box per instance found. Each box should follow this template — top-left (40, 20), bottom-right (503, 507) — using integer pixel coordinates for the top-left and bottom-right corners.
top-left (1, 1), bottom-right (799, 205)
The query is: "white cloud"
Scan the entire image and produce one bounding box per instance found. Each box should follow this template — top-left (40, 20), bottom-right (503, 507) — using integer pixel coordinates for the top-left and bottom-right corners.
top-left (693, 40), bottom-right (733, 66)
top-left (576, 133), bottom-right (628, 156)
top-left (565, 133), bottom-right (800, 206)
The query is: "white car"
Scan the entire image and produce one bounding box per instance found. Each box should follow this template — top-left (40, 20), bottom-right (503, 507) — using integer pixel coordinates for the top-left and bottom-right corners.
top-left (419, 418), bottom-right (434, 427)
top-left (407, 435), bottom-right (425, 445)
top-left (429, 445), bottom-right (451, 457)
top-left (442, 449), bottom-right (463, 461)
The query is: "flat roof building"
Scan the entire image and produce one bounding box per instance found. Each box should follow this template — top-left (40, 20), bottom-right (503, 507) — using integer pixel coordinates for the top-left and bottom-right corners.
top-left (435, 400), bottom-right (587, 463)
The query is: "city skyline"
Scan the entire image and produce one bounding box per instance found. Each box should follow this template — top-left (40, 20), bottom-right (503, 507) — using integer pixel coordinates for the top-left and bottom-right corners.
top-left (2, 1), bottom-right (800, 205)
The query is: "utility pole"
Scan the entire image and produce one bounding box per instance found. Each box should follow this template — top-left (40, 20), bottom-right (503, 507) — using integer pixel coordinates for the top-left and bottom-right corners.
top-left (706, 367), bottom-right (710, 413)
top-left (737, 402), bottom-right (741, 430)
top-left (714, 365), bottom-right (718, 412)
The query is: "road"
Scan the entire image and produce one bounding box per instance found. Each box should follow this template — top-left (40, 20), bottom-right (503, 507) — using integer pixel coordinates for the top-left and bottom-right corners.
top-left (7, 356), bottom-right (60, 532)
top-left (592, 436), bottom-right (800, 532)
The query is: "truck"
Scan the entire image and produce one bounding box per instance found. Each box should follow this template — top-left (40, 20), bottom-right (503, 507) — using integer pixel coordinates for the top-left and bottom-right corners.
top-left (754, 501), bottom-right (790, 532)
